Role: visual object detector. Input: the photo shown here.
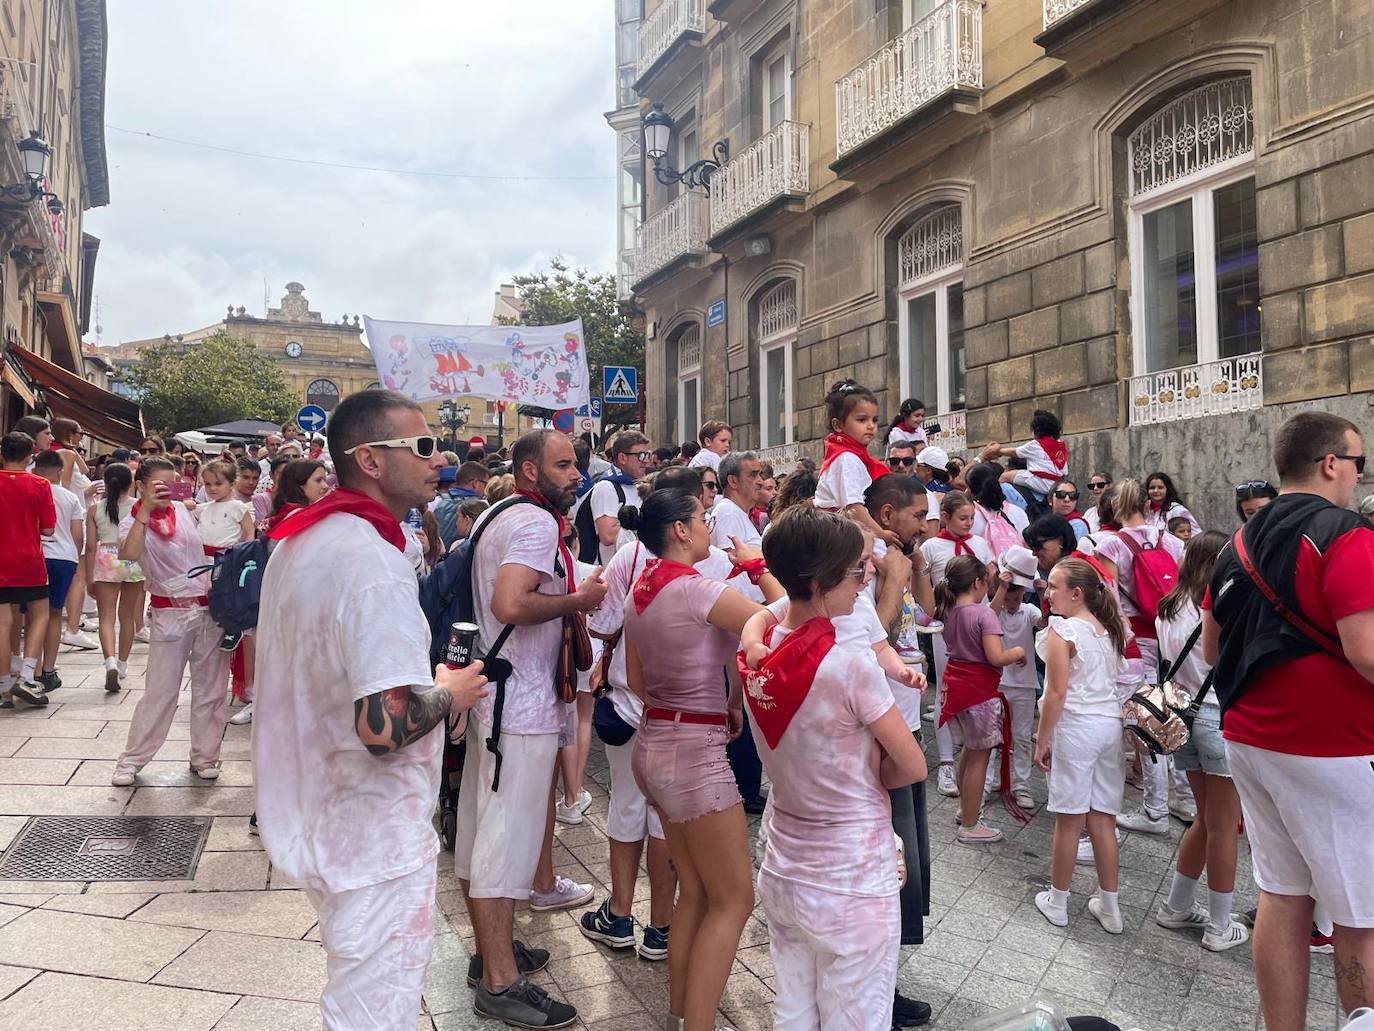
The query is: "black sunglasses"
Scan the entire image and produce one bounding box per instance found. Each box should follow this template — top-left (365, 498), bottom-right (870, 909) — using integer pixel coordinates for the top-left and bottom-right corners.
top-left (1088, 480), bottom-right (1110, 490)
top-left (888, 456), bottom-right (915, 468)
top-left (1321, 454), bottom-right (1366, 474)
top-left (1053, 490), bottom-right (1079, 500)
top-left (701, 479), bottom-right (719, 491)
top-left (1234, 479), bottom-right (1271, 496)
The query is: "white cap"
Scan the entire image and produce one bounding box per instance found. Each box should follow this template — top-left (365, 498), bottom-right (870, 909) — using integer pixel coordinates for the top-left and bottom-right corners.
top-left (998, 546), bottom-right (1038, 589)
top-left (916, 445), bottom-right (949, 472)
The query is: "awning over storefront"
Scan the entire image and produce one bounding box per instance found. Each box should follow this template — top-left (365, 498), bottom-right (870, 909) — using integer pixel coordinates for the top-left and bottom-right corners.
top-left (9, 344), bottom-right (144, 448)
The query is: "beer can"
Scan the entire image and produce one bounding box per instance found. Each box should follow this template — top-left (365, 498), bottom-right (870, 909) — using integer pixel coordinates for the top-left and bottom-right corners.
top-left (445, 621), bottom-right (480, 669)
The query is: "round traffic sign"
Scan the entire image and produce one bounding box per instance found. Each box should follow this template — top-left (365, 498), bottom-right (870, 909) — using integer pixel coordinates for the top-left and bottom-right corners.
top-left (552, 409), bottom-right (575, 433)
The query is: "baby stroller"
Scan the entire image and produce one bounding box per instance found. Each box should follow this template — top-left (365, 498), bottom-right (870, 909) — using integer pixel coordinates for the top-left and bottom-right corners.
top-left (437, 715), bottom-right (467, 851)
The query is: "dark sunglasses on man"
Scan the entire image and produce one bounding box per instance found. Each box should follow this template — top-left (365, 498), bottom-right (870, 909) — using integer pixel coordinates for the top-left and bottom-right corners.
top-left (888, 456), bottom-right (915, 468)
top-left (1053, 490), bottom-right (1079, 501)
top-left (1319, 453), bottom-right (1366, 474)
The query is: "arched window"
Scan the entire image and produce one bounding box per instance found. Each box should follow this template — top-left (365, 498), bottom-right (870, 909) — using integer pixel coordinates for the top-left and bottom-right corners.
top-left (755, 279), bottom-right (798, 451)
top-left (897, 203), bottom-right (965, 419)
top-left (306, 378), bottom-right (341, 412)
top-left (1128, 76), bottom-right (1259, 377)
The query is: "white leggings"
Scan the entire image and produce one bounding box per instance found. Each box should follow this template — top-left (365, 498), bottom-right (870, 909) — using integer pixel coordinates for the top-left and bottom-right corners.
top-left (931, 634), bottom-right (955, 764)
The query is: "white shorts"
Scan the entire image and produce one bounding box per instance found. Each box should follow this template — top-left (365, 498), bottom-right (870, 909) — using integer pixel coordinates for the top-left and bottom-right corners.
top-left (1011, 469), bottom-right (1052, 499)
top-left (1048, 712), bottom-right (1124, 816)
top-left (1225, 740), bottom-right (1374, 928)
top-left (605, 737), bottom-right (663, 843)
top-left (453, 716), bottom-right (558, 900)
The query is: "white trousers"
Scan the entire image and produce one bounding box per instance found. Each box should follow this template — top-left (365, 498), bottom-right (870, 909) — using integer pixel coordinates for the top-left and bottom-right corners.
top-left (931, 634), bottom-right (955, 764)
top-left (119, 607), bottom-right (230, 769)
top-left (305, 862), bottom-right (437, 1031)
top-left (759, 869), bottom-right (900, 1030)
top-left (985, 686), bottom-right (1036, 795)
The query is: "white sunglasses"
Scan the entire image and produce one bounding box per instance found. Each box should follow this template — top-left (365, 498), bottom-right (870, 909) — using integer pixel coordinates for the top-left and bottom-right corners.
top-left (343, 435), bottom-right (438, 459)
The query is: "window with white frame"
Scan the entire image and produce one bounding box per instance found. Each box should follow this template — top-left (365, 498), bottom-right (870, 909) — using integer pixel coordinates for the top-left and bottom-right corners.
top-left (902, 0), bottom-right (940, 27)
top-left (1128, 76), bottom-right (1259, 375)
top-left (673, 118), bottom-right (697, 198)
top-left (675, 323), bottom-right (702, 446)
top-left (757, 280), bottom-right (798, 449)
top-left (763, 49), bottom-right (791, 131)
top-left (897, 204), bottom-right (965, 414)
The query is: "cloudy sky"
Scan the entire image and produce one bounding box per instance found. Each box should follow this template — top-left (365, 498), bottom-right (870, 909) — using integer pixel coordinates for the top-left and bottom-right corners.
top-left (85, 0), bottom-right (616, 346)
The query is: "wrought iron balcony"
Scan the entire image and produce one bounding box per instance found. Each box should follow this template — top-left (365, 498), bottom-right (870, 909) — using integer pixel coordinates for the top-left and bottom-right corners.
top-left (636, 0), bottom-right (705, 85)
top-left (923, 410), bottom-right (967, 454)
top-left (632, 192), bottom-right (709, 288)
top-left (834, 0), bottom-right (983, 161)
top-left (756, 442), bottom-right (800, 467)
top-left (1129, 355), bottom-right (1263, 426)
top-left (708, 121), bottom-right (809, 239)
top-left (1042, 0), bottom-right (1096, 29)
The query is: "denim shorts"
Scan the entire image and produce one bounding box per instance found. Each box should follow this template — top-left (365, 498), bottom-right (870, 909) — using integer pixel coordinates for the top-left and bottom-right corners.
top-left (1175, 706), bottom-right (1229, 777)
top-left (632, 716), bottom-right (740, 825)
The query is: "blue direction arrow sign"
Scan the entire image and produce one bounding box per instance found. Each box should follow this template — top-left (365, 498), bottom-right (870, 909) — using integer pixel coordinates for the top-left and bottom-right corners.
top-left (296, 404), bottom-right (328, 434)
top-left (603, 366), bottom-right (638, 404)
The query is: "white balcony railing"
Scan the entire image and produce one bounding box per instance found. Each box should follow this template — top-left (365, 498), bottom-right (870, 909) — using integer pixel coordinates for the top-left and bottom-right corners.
top-left (636, 0), bottom-right (705, 81)
top-left (924, 410), bottom-right (967, 453)
top-left (708, 121), bottom-right (809, 237)
top-left (1129, 355), bottom-right (1263, 426)
top-left (835, 0), bottom-right (983, 159)
top-left (756, 442), bottom-right (800, 468)
top-left (1043, 0), bottom-right (1097, 30)
top-left (1, 72), bottom-right (64, 281)
top-left (632, 192), bottom-right (708, 285)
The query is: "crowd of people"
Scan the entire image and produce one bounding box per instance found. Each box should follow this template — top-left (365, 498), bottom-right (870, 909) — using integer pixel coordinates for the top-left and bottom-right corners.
top-left (1, 383), bottom-right (1371, 1031)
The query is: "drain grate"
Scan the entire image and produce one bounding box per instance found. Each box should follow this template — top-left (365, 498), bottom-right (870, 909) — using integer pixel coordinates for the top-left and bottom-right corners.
top-left (0, 815), bottom-right (212, 881)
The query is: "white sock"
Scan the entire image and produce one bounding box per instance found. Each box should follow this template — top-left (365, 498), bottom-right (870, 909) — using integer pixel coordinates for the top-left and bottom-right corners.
top-left (1049, 887), bottom-right (1070, 910)
top-left (1097, 888), bottom-right (1120, 916)
top-left (117, 660), bottom-right (128, 676)
top-left (0, 674), bottom-right (12, 692)
top-left (1208, 889), bottom-right (1233, 932)
top-left (8, 657), bottom-right (19, 675)
top-left (105, 655), bottom-right (118, 671)
top-left (1167, 871), bottom-right (1199, 913)
top-left (19, 658), bottom-right (36, 681)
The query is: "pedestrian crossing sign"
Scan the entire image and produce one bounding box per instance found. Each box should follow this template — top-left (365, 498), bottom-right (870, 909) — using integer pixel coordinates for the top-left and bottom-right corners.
top-left (603, 366), bottom-right (638, 403)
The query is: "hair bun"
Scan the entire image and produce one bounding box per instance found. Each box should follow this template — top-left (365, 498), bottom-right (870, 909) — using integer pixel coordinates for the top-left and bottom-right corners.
top-left (617, 504), bottom-right (641, 532)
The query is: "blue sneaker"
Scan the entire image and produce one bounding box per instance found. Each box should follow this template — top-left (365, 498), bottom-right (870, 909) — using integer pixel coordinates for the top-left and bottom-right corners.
top-left (637, 923), bottom-right (669, 961)
top-left (579, 899), bottom-right (635, 950)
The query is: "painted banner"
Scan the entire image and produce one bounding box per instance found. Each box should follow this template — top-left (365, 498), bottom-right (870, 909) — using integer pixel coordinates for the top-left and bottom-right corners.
top-left (362, 316), bottom-right (591, 409)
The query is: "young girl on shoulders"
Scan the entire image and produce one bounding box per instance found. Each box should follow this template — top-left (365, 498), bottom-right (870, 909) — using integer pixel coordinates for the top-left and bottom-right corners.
top-left (1033, 558), bottom-right (1128, 933)
top-left (935, 555), bottom-right (1026, 845)
top-left (815, 380), bottom-right (900, 548)
top-left (886, 397), bottom-right (928, 449)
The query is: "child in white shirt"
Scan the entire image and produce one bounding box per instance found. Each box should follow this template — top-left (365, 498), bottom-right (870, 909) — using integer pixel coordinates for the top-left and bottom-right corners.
top-left (981, 409), bottom-right (1069, 503)
top-left (988, 547), bottom-right (1044, 809)
top-left (194, 460), bottom-right (254, 552)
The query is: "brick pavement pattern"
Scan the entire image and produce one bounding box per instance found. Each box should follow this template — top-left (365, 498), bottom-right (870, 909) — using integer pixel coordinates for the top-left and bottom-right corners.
top-left (0, 642), bottom-right (1348, 1029)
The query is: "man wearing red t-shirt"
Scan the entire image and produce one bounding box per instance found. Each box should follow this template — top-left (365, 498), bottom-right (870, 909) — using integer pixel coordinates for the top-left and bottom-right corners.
top-left (0, 431), bottom-right (57, 707)
top-left (1203, 412), bottom-right (1374, 1026)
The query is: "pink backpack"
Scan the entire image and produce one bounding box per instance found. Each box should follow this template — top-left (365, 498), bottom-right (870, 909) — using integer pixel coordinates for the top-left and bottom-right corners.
top-left (1117, 530), bottom-right (1178, 617)
top-left (977, 504), bottom-right (1022, 557)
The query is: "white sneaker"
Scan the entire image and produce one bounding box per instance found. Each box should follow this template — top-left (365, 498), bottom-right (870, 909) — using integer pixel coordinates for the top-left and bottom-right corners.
top-left (956, 822), bottom-right (1003, 845)
top-left (936, 764), bottom-right (959, 797)
top-left (529, 875), bottom-right (594, 912)
top-left (1076, 828), bottom-right (1123, 865)
top-left (111, 765), bottom-right (138, 787)
top-left (555, 800), bottom-right (585, 825)
top-left (1156, 903), bottom-right (1209, 930)
top-left (61, 629), bottom-right (98, 650)
top-left (571, 788), bottom-right (591, 813)
top-left (1034, 890), bottom-right (1068, 927)
top-left (190, 763), bottom-right (221, 781)
top-left (1116, 808), bottom-right (1169, 835)
top-left (1013, 791), bottom-right (1035, 810)
top-left (1089, 895), bottom-right (1124, 934)
top-left (1202, 918), bottom-right (1249, 952)
top-left (228, 704), bottom-right (253, 726)
top-left (134, 627), bottom-right (150, 643)
top-left (1169, 798), bottom-right (1197, 824)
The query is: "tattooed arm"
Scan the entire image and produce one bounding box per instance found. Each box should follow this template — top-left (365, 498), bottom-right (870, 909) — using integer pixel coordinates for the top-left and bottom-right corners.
top-left (354, 686), bottom-right (452, 756)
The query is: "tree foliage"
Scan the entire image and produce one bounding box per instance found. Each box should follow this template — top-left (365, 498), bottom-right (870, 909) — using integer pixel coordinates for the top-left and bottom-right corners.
top-left (120, 331), bottom-right (300, 434)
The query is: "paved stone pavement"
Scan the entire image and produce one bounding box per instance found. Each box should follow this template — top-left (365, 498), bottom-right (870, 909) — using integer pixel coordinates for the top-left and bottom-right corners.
top-left (0, 641), bottom-right (1349, 1030)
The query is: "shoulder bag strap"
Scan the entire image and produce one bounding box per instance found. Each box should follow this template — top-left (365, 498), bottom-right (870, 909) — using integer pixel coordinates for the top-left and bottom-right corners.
top-left (1160, 622), bottom-right (1203, 686)
top-left (1231, 528), bottom-right (1346, 661)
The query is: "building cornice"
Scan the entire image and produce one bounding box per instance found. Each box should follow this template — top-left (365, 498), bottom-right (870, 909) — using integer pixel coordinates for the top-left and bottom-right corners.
top-left (74, 0), bottom-right (110, 207)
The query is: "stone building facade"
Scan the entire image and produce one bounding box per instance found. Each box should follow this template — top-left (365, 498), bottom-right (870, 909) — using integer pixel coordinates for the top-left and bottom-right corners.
top-left (623, 0), bottom-right (1374, 526)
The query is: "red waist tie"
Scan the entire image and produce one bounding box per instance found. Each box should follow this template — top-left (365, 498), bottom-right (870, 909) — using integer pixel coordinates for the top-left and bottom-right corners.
top-left (644, 707), bottom-right (728, 727)
top-left (203, 545), bottom-right (227, 556)
top-left (150, 594), bottom-right (208, 609)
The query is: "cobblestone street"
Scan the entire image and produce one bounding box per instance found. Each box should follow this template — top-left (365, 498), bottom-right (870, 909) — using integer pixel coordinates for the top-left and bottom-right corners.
top-left (0, 643), bottom-right (1347, 1030)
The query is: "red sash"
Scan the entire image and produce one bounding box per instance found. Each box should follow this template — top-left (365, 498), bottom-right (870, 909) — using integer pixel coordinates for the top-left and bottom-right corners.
top-left (632, 558), bottom-right (699, 614)
top-left (937, 529), bottom-right (975, 557)
top-left (131, 499), bottom-right (177, 538)
top-left (738, 617), bottom-right (835, 749)
top-left (940, 658), bottom-right (1031, 825)
top-left (821, 432), bottom-right (890, 484)
top-left (266, 487), bottom-right (406, 552)
top-left (1030, 436), bottom-right (1068, 481)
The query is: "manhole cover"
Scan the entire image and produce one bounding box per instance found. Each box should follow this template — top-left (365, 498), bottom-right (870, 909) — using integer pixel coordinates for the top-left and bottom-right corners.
top-left (0, 816), bottom-right (212, 881)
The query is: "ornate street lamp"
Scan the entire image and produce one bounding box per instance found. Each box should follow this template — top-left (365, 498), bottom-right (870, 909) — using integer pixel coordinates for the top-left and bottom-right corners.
top-left (642, 103), bottom-right (729, 191)
top-left (437, 400), bottom-right (471, 436)
top-left (0, 131), bottom-right (62, 209)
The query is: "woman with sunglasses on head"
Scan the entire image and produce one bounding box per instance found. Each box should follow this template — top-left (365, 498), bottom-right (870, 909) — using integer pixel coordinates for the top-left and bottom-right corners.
top-left (1234, 479), bottom-right (1278, 523)
top-left (1049, 479), bottom-right (1091, 540)
top-left (1144, 471), bottom-right (1201, 535)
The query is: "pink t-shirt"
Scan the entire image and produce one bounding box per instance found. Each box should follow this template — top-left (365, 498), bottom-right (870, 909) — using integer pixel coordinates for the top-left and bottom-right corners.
top-left (624, 573), bottom-right (733, 715)
top-left (757, 627), bottom-right (897, 897)
top-left (119, 502), bottom-right (210, 598)
top-left (942, 602), bottom-right (1002, 664)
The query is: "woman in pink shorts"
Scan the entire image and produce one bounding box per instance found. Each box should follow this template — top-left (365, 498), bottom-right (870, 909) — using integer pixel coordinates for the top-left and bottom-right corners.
top-left (623, 487), bottom-right (782, 1031)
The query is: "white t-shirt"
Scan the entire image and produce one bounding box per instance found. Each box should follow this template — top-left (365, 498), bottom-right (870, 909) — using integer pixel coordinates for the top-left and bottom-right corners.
top-left (469, 502), bottom-right (566, 736)
top-left (688, 450), bottom-right (721, 473)
top-left (1035, 615), bottom-right (1122, 719)
top-left (253, 513), bottom-right (438, 895)
top-left (589, 478), bottom-right (641, 565)
top-left (710, 495), bottom-right (763, 602)
top-left (1093, 526), bottom-right (1185, 620)
top-left (920, 533), bottom-right (994, 585)
top-left (888, 424), bottom-right (926, 448)
top-left (193, 499), bottom-right (251, 549)
top-left (1084, 507), bottom-right (1102, 534)
top-left (815, 452), bottom-right (871, 511)
top-left (998, 605), bottom-right (1040, 691)
top-left (1015, 438), bottom-right (1069, 483)
top-left (756, 626), bottom-right (898, 898)
top-left (1156, 600), bottom-right (1215, 709)
top-left (1145, 502), bottom-right (1202, 535)
top-left (42, 483), bottom-right (83, 562)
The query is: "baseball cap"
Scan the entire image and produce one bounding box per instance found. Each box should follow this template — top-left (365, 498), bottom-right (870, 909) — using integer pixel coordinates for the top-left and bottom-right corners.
top-left (438, 466), bottom-right (458, 486)
top-left (999, 546), bottom-right (1038, 589)
top-left (916, 446), bottom-right (949, 472)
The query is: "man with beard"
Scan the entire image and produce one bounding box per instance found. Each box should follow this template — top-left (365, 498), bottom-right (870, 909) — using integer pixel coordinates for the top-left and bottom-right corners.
top-left (458, 428), bottom-right (608, 1028)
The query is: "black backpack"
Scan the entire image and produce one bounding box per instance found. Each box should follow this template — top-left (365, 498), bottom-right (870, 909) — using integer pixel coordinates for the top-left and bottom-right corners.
top-left (572, 479), bottom-right (624, 564)
top-left (192, 537), bottom-right (275, 636)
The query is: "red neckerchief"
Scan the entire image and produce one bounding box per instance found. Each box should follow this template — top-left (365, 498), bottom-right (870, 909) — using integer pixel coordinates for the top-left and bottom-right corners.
top-left (937, 528), bottom-right (974, 556)
top-left (131, 498), bottom-right (178, 538)
top-left (821, 432), bottom-right (890, 483)
top-left (632, 558), bottom-right (699, 614)
top-left (266, 487), bottom-right (406, 552)
top-left (261, 502), bottom-right (302, 536)
top-left (738, 617), bottom-right (836, 748)
top-left (513, 488), bottom-right (575, 592)
top-left (1037, 436), bottom-right (1067, 470)
top-left (1100, 521), bottom-right (1121, 531)
top-left (1064, 510), bottom-right (1086, 523)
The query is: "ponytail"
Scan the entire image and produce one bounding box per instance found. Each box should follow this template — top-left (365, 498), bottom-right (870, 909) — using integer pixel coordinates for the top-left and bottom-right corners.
top-left (102, 461), bottom-right (132, 526)
top-left (934, 554), bottom-right (985, 622)
top-left (1056, 558), bottom-right (1127, 655)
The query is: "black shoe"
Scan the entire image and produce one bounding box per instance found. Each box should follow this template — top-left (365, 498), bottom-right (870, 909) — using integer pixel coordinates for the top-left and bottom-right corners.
top-left (742, 794), bottom-right (768, 815)
top-left (466, 939), bottom-right (551, 988)
top-left (38, 671), bottom-right (60, 693)
top-left (248, 812), bottom-right (258, 836)
top-left (894, 990), bottom-right (932, 1027)
top-left (104, 667), bottom-right (122, 693)
top-left (1240, 907), bottom-right (1257, 928)
top-left (9, 679), bottom-right (47, 707)
top-left (473, 975), bottom-right (576, 1028)
top-left (219, 630), bottom-right (243, 653)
